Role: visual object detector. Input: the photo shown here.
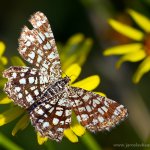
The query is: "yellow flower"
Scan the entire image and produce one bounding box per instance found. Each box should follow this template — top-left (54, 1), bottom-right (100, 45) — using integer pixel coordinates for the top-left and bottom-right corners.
top-left (103, 9), bottom-right (150, 83)
top-left (0, 41), bottom-right (7, 66)
top-left (58, 33), bottom-right (93, 70)
top-left (0, 41), bottom-right (9, 104)
top-left (0, 62), bottom-right (103, 144)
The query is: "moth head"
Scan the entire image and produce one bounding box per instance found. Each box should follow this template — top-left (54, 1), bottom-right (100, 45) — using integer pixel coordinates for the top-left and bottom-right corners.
top-left (64, 76), bottom-right (71, 84)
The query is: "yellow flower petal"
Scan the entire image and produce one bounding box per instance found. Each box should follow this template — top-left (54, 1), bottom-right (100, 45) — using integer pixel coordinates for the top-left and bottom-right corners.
top-left (94, 92), bottom-right (106, 97)
top-left (63, 63), bottom-right (81, 84)
top-left (64, 128), bottom-right (78, 143)
top-left (128, 9), bottom-right (150, 33)
top-left (62, 55), bottom-right (77, 71)
top-left (133, 56), bottom-right (150, 83)
top-left (12, 114), bottom-right (29, 136)
top-left (103, 43), bottom-right (142, 56)
top-left (61, 34), bottom-right (84, 57)
top-left (0, 42), bottom-right (5, 57)
top-left (75, 38), bottom-right (93, 66)
top-left (68, 33), bottom-right (84, 44)
top-left (0, 97), bottom-right (12, 104)
top-left (71, 75), bottom-right (100, 91)
top-left (61, 34), bottom-right (84, 58)
top-left (109, 19), bottom-right (144, 41)
top-left (37, 132), bottom-right (48, 145)
top-left (116, 50), bottom-right (146, 69)
top-left (71, 124), bottom-right (86, 136)
top-left (61, 34), bottom-right (85, 66)
top-left (0, 106), bottom-right (24, 126)
top-left (1, 56), bottom-right (8, 65)
top-left (61, 34), bottom-right (93, 70)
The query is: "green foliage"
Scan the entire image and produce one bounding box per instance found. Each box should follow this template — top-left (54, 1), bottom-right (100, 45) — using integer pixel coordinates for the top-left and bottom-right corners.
top-left (0, 133), bottom-right (23, 150)
top-left (11, 56), bottom-right (26, 66)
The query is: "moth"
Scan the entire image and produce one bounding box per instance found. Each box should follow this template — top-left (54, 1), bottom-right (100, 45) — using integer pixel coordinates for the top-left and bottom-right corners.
top-left (3, 12), bottom-right (128, 142)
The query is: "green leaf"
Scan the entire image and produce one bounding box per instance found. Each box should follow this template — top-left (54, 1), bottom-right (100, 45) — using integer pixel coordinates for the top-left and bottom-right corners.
top-left (0, 106), bottom-right (24, 126)
top-left (0, 132), bottom-right (23, 150)
top-left (0, 77), bottom-right (7, 88)
top-left (0, 89), bottom-right (7, 99)
top-left (0, 64), bottom-right (5, 74)
top-left (11, 56), bottom-right (26, 66)
top-left (12, 113), bottom-right (29, 136)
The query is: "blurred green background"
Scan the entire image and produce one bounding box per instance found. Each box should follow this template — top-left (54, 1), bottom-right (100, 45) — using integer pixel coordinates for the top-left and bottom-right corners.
top-left (1, 0), bottom-right (150, 150)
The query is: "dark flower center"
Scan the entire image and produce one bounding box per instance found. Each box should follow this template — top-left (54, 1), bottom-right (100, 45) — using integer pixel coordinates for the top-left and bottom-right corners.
top-left (144, 34), bottom-right (150, 55)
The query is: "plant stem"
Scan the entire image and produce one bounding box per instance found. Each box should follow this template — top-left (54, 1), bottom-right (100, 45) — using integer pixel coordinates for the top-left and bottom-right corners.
top-left (80, 132), bottom-right (102, 150)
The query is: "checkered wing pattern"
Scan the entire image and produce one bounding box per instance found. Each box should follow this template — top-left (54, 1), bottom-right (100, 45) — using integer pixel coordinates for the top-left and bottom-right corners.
top-left (30, 91), bottom-right (72, 141)
top-left (69, 87), bottom-right (128, 132)
top-left (18, 11), bottom-right (62, 79)
top-left (3, 66), bottom-right (50, 108)
top-left (3, 11), bottom-right (128, 142)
